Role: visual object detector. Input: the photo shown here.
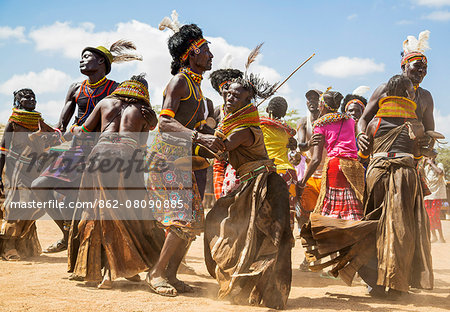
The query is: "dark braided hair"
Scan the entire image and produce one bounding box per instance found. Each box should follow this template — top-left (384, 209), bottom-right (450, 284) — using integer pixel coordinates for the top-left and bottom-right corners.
top-left (267, 96), bottom-right (288, 118)
top-left (340, 94), bottom-right (367, 113)
top-left (322, 91), bottom-right (343, 111)
top-left (13, 88), bottom-right (35, 108)
top-left (209, 69), bottom-right (243, 94)
top-left (168, 24), bottom-right (203, 75)
top-left (385, 74), bottom-right (412, 98)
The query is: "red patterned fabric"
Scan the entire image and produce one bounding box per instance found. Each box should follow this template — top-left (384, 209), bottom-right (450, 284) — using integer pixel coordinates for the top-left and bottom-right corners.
top-left (213, 159), bottom-right (226, 200)
top-left (321, 157), bottom-right (363, 220)
top-left (424, 199), bottom-right (443, 231)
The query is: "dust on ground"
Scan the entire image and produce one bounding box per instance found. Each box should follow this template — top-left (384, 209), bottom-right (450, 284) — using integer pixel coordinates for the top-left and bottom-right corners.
top-left (0, 220), bottom-right (449, 312)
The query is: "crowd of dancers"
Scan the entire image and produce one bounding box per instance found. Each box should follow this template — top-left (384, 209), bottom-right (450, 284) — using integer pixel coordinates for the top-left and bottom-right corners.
top-left (0, 11), bottom-right (446, 309)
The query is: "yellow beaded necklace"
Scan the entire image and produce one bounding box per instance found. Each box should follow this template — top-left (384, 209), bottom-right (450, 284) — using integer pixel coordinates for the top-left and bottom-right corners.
top-left (86, 76), bottom-right (107, 88)
top-left (181, 67), bottom-right (203, 84)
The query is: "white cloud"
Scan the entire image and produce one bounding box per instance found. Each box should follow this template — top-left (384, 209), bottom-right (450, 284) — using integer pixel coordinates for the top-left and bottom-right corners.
top-left (314, 57), bottom-right (385, 78)
top-left (423, 10), bottom-right (450, 20)
top-left (434, 109), bottom-right (450, 140)
top-left (414, 0), bottom-right (450, 7)
top-left (25, 20), bottom-right (291, 122)
top-left (0, 68), bottom-right (74, 95)
top-left (347, 14), bottom-right (358, 20)
top-left (0, 26), bottom-right (27, 42)
top-left (36, 100), bottom-right (63, 125)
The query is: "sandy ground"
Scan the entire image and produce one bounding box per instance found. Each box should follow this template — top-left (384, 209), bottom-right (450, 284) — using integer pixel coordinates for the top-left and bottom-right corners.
top-left (0, 219), bottom-right (449, 312)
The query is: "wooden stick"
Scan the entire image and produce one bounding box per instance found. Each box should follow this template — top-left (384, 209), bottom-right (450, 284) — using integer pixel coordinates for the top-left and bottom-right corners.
top-left (257, 53), bottom-right (315, 107)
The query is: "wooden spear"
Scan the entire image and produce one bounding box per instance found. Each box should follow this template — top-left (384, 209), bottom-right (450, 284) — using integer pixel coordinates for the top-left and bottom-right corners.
top-left (257, 53), bottom-right (315, 107)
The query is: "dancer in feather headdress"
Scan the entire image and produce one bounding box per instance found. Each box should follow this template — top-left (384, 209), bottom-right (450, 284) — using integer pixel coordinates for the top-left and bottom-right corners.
top-left (301, 74), bottom-right (433, 299)
top-left (357, 30), bottom-right (434, 154)
top-left (31, 40), bottom-right (144, 257)
top-left (145, 12), bottom-right (222, 297)
top-left (204, 45), bottom-right (292, 309)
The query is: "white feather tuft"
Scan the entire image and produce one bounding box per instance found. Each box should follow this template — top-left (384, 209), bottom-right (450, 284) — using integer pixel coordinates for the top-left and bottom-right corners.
top-left (158, 10), bottom-right (182, 33)
top-left (417, 30), bottom-right (430, 53)
top-left (403, 30), bottom-right (431, 54)
top-left (352, 86), bottom-right (370, 97)
top-left (170, 10), bottom-right (182, 31)
top-left (159, 17), bottom-right (172, 31)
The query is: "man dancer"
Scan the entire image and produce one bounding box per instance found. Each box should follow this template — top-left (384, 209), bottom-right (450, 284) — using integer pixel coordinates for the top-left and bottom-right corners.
top-left (68, 74), bottom-right (162, 288)
top-left (31, 40), bottom-right (142, 253)
top-left (146, 22), bottom-right (223, 296)
top-left (357, 30), bottom-right (434, 151)
top-left (296, 91), bottom-right (324, 223)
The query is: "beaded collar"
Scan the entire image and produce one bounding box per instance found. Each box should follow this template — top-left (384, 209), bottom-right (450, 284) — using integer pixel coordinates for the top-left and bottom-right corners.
top-left (85, 76), bottom-right (107, 88)
top-left (181, 67), bottom-right (203, 84)
top-left (313, 112), bottom-right (349, 129)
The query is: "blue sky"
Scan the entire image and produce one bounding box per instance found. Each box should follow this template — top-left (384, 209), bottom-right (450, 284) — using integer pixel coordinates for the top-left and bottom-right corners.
top-left (1, 0), bottom-right (449, 136)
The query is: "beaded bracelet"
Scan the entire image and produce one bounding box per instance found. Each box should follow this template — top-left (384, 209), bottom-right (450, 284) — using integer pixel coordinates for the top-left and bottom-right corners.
top-left (357, 150), bottom-right (369, 159)
top-left (192, 130), bottom-right (199, 142)
top-left (81, 124), bottom-right (92, 133)
top-left (69, 124), bottom-right (77, 133)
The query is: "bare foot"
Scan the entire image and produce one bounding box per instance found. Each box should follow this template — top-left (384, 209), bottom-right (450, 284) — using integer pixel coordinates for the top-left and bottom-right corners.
top-left (169, 279), bottom-right (194, 293)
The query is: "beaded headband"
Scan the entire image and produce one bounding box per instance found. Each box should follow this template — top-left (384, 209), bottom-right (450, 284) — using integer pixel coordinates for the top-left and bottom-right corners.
top-left (111, 80), bottom-right (150, 105)
top-left (401, 52), bottom-right (427, 67)
top-left (180, 38), bottom-right (208, 62)
top-left (345, 99), bottom-right (365, 112)
top-left (320, 87), bottom-right (337, 112)
top-left (219, 80), bottom-right (230, 92)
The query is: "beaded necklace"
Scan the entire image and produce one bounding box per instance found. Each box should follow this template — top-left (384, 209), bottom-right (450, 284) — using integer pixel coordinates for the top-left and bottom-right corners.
top-left (8, 108), bottom-right (42, 131)
top-left (260, 116), bottom-right (296, 137)
top-left (86, 76), bottom-right (107, 88)
top-left (181, 67), bottom-right (203, 84)
top-left (313, 112), bottom-right (349, 129)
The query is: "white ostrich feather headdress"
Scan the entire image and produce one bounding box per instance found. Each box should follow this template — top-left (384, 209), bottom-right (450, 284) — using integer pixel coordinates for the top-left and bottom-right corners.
top-left (401, 30), bottom-right (430, 67)
top-left (159, 10), bottom-right (182, 33)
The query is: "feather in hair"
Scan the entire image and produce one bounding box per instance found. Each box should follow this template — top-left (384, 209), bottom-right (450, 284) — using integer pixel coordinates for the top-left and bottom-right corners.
top-left (158, 10), bottom-right (181, 33)
top-left (247, 73), bottom-right (278, 100)
top-left (352, 86), bottom-right (370, 97)
top-left (417, 30), bottom-right (430, 53)
top-left (402, 30), bottom-right (431, 54)
top-left (109, 40), bottom-right (143, 63)
top-left (245, 43), bottom-right (264, 74)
